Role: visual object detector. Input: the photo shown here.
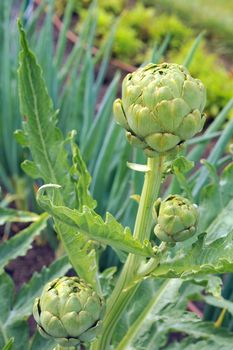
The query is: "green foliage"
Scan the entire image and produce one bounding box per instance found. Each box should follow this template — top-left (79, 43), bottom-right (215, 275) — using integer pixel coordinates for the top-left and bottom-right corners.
top-left (55, 0), bottom-right (233, 122)
top-left (1, 2), bottom-right (233, 349)
top-left (70, 0), bottom-right (194, 64)
top-left (149, 13), bottom-right (192, 50)
top-left (170, 41), bottom-right (233, 118)
top-left (0, 213), bottom-right (48, 271)
top-left (147, 0), bottom-right (233, 55)
top-left (9, 19), bottom-right (233, 350)
top-left (114, 279), bottom-right (233, 349)
top-left (0, 0), bottom-right (21, 192)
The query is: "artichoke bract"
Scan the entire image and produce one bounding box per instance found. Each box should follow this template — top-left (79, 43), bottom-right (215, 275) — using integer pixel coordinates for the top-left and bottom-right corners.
top-left (154, 195), bottom-right (198, 242)
top-left (33, 276), bottom-right (105, 347)
top-left (114, 63), bottom-right (206, 156)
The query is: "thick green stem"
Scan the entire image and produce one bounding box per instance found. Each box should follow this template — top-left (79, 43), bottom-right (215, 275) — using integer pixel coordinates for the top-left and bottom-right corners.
top-left (92, 156), bottom-right (164, 350)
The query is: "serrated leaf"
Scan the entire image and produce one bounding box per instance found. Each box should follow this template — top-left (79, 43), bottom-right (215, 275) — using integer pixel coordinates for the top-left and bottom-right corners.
top-left (0, 207), bottom-right (39, 225)
top-left (172, 156), bottom-right (194, 173)
top-left (0, 213), bottom-right (48, 271)
top-left (37, 187), bottom-right (155, 257)
top-left (14, 129), bottom-right (28, 147)
top-left (70, 139), bottom-right (96, 210)
top-left (21, 160), bottom-right (39, 179)
top-left (189, 275), bottom-right (222, 297)
top-left (17, 20), bottom-right (72, 204)
top-left (151, 231), bottom-right (233, 278)
top-left (54, 220), bottom-right (99, 291)
top-left (17, 21), bottom-right (98, 290)
top-left (171, 156), bottom-right (194, 200)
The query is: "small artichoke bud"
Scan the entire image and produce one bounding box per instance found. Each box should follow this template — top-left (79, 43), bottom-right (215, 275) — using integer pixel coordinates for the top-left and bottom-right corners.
top-left (114, 63), bottom-right (206, 156)
top-left (33, 277), bottom-right (105, 348)
top-left (154, 195), bottom-right (198, 242)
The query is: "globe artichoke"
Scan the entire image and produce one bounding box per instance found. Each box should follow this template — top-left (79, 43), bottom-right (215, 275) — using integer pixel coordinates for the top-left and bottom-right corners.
top-left (33, 276), bottom-right (105, 347)
top-left (114, 63), bottom-right (206, 156)
top-left (154, 195), bottom-right (198, 242)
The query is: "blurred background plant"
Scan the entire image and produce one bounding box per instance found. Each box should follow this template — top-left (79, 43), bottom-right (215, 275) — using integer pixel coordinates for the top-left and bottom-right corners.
top-left (55, 0), bottom-right (233, 120)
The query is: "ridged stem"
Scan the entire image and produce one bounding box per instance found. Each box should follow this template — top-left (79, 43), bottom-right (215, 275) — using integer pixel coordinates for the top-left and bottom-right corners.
top-left (92, 155), bottom-right (164, 350)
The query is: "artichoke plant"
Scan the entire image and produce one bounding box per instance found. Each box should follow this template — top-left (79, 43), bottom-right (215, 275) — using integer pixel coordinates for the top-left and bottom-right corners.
top-left (154, 195), bottom-right (198, 242)
top-left (33, 277), bottom-right (105, 347)
top-left (114, 62), bottom-right (206, 156)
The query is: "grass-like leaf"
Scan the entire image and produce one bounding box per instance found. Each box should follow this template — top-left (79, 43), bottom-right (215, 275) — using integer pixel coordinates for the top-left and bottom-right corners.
top-left (0, 213), bottom-right (48, 271)
top-left (2, 338), bottom-right (14, 350)
top-left (0, 207), bottom-right (39, 225)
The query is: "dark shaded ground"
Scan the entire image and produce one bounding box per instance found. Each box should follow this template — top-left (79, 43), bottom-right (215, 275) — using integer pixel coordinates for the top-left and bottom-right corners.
top-left (5, 242), bottom-right (55, 292)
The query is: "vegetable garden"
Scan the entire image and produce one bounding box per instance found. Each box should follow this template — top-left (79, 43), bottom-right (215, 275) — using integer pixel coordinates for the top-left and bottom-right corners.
top-left (1, 1), bottom-right (233, 349)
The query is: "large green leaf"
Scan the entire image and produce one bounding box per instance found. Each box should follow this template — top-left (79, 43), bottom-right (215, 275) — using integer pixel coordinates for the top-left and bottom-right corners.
top-left (114, 277), bottom-right (232, 350)
top-left (0, 213), bottom-right (48, 271)
top-left (17, 21), bottom-right (98, 289)
top-left (115, 279), bottom-right (182, 350)
top-left (37, 186), bottom-right (155, 257)
top-left (151, 231), bottom-right (233, 278)
top-left (17, 20), bottom-right (72, 204)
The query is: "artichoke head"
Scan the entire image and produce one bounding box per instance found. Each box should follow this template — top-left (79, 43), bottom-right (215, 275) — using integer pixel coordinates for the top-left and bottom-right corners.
top-left (114, 63), bottom-right (206, 156)
top-left (154, 195), bottom-right (198, 242)
top-left (33, 277), bottom-right (105, 347)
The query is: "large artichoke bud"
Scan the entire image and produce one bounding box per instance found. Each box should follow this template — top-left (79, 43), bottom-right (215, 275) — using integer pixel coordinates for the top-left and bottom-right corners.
top-left (33, 276), bottom-right (105, 347)
top-left (114, 63), bottom-right (206, 156)
top-left (154, 195), bottom-right (198, 242)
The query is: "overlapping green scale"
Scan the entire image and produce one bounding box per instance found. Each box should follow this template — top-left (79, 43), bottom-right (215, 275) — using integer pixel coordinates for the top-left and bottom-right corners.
top-left (33, 276), bottom-right (105, 347)
top-left (114, 62), bottom-right (206, 156)
top-left (154, 195), bottom-right (198, 242)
